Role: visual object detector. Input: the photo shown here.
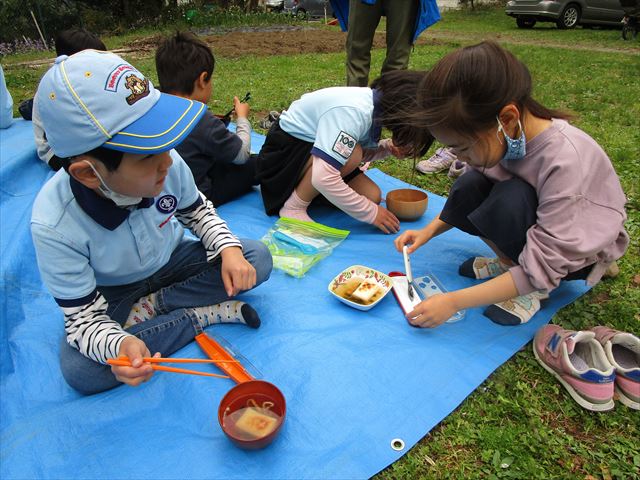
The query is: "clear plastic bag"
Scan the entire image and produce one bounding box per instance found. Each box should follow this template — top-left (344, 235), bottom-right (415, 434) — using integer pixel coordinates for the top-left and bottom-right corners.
top-left (261, 217), bottom-right (350, 277)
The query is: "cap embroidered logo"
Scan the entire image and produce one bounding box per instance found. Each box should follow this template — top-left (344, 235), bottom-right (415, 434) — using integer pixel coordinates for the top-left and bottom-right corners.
top-left (124, 75), bottom-right (150, 105)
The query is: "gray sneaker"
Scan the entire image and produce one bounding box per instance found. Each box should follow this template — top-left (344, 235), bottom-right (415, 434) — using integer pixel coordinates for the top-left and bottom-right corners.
top-left (448, 160), bottom-right (466, 178)
top-left (259, 110), bottom-right (281, 129)
top-left (416, 147), bottom-right (457, 174)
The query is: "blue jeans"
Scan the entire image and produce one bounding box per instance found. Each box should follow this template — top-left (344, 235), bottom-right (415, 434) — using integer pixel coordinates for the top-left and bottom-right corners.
top-left (60, 238), bottom-right (272, 394)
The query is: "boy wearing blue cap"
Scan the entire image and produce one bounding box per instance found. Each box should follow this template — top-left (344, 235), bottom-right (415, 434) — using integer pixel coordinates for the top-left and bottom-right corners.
top-left (31, 50), bottom-right (272, 395)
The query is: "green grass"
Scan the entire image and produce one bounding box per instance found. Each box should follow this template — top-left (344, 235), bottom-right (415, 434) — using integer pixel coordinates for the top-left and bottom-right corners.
top-left (429, 5), bottom-right (640, 51)
top-left (2, 6), bottom-right (639, 479)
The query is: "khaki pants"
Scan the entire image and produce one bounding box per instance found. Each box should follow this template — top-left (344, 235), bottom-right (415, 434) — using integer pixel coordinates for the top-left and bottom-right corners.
top-left (345, 0), bottom-right (419, 87)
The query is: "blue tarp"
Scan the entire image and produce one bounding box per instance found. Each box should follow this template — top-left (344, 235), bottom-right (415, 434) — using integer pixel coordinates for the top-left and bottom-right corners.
top-left (1, 119), bottom-right (590, 479)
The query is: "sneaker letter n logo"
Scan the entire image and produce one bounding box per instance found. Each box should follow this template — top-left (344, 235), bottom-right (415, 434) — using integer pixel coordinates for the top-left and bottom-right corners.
top-left (547, 334), bottom-right (561, 354)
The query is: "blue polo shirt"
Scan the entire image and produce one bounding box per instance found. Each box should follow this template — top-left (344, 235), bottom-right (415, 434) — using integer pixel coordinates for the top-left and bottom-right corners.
top-left (278, 87), bottom-right (382, 170)
top-left (31, 150), bottom-right (199, 307)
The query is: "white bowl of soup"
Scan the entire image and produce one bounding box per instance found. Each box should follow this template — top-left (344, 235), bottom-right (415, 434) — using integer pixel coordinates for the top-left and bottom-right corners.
top-left (328, 265), bottom-right (392, 311)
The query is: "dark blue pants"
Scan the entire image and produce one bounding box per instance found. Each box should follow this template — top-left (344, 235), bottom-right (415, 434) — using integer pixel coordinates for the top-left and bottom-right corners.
top-left (440, 169), bottom-right (590, 281)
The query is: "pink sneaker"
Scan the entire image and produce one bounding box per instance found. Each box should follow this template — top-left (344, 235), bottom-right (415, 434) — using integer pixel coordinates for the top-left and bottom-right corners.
top-left (416, 148), bottom-right (457, 174)
top-left (533, 325), bottom-right (615, 411)
top-left (591, 326), bottom-right (640, 410)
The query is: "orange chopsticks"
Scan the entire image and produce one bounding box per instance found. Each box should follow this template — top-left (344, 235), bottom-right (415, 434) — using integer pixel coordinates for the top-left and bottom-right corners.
top-left (107, 356), bottom-right (233, 379)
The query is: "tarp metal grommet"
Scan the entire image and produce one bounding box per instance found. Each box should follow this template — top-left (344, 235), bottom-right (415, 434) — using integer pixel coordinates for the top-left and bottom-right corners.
top-left (390, 438), bottom-right (405, 451)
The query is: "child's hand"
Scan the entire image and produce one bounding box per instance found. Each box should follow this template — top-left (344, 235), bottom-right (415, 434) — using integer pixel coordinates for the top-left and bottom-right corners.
top-left (373, 205), bottom-right (400, 234)
top-left (220, 246), bottom-right (256, 296)
top-left (112, 337), bottom-right (159, 387)
top-left (233, 96), bottom-right (250, 119)
top-left (394, 229), bottom-right (429, 254)
top-left (406, 293), bottom-right (457, 328)
top-left (380, 138), bottom-right (411, 159)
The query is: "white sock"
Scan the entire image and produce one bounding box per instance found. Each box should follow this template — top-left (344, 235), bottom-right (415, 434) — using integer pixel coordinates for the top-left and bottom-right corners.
top-left (279, 190), bottom-right (313, 223)
top-left (190, 301), bottom-right (261, 329)
top-left (123, 293), bottom-right (157, 329)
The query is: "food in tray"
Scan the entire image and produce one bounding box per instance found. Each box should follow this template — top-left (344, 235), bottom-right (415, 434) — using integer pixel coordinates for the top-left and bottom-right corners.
top-left (328, 265), bottom-right (392, 311)
top-left (350, 279), bottom-right (382, 303)
top-left (332, 277), bottom-right (383, 305)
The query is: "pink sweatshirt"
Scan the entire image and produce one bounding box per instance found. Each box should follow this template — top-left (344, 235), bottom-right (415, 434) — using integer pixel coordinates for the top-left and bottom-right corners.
top-left (474, 119), bottom-right (629, 295)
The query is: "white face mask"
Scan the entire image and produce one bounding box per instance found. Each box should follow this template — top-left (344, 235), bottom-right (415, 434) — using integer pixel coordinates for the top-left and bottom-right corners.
top-left (83, 160), bottom-right (143, 207)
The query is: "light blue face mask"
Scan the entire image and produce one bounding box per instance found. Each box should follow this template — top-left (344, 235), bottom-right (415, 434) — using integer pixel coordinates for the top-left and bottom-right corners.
top-left (83, 160), bottom-right (143, 207)
top-left (496, 116), bottom-right (526, 161)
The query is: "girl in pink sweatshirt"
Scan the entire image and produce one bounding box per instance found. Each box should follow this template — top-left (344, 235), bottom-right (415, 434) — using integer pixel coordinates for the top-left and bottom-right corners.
top-left (395, 41), bottom-right (629, 327)
top-left (255, 70), bottom-right (429, 234)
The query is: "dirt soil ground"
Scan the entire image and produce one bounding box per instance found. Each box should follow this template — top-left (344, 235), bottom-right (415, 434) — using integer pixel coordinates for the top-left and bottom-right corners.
top-left (120, 25), bottom-right (635, 58)
top-left (122, 26), bottom-right (375, 58)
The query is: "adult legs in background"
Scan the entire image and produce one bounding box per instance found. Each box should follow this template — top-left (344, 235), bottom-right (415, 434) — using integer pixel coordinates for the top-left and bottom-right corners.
top-left (381, 0), bottom-right (419, 75)
top-left (346, 0), bottom-right (383, 86)
top-left (59, 239), bottom-right (272, 394)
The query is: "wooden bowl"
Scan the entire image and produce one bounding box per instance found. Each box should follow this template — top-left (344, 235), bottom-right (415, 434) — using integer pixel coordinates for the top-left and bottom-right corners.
top-left (386, 189), bottom-right (428, 221)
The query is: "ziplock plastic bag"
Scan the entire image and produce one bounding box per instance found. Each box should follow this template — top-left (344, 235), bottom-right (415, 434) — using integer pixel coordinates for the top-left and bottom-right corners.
top-left (261, 217), bottom-right (350, 277)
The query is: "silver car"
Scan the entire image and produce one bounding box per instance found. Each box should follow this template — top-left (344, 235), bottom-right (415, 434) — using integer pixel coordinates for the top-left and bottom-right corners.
top-left (283, 0), bottom-right (333, 19)
top-left (266, 0), bottom-right (284, 12)
top-left (505, 0), bottom-right (625, 28)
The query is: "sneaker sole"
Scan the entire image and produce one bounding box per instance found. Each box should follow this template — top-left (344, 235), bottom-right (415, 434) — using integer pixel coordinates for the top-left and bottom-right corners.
top-left (532, 340), bottom-right (615, 412)
top-left (616, 385), bottom-right (640, 410)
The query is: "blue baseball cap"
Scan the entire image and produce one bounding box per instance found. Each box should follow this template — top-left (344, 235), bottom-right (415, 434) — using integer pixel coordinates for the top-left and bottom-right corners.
top-left (34, 50), bottom-right (206, 158)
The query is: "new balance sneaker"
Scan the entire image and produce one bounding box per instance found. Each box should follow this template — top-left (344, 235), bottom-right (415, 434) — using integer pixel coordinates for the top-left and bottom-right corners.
top-left (591, 326), bottom-right (639, 410)
top-left (416, 147), bottom-right (457, 174)
top-left (533, 325), bottom-right (615, 411)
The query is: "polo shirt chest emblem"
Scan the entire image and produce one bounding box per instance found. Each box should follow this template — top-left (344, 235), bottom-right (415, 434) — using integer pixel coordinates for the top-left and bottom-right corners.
top-left (156, 194), bottom-right (177, 228)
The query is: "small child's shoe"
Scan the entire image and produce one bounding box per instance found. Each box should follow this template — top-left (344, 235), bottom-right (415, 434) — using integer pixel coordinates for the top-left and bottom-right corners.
top-left (447, 159), bottom-right (466, 178)
top-left (484, 290), bottom-right (548, 326)
top-left (533, 325), bottom-right (615, 411)
top-left (591, 326), bottom-right (639, 410)
top-left (416, 147), bottom-right (457, 174)
top-left (259, 110), bottom-right (280, 129)
top-left (459, 256), bottom-right (509, 280)
top-left (603, 260), bottom-right (620, 278)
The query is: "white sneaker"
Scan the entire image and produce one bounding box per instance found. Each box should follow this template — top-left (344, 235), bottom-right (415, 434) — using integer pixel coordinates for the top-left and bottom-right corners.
top-left (416, 148), bottom-right (457, 174)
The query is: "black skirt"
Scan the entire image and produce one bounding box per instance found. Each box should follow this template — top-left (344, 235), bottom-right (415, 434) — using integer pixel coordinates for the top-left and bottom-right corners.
top-left (255, 120), bottom-right (314, 215)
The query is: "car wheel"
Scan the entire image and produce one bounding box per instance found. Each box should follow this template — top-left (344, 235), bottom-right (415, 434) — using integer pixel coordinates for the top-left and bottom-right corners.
top-left (556, 4), bottom-right (580, 29)
top-left (516, 17), bottom-right (536, 29)
top-left (296, 8), bottom-right (307, 19)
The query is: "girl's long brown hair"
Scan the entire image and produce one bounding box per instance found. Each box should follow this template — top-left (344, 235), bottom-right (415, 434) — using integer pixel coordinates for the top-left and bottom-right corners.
top-left (370, 70), bottom-right (434, 158)
top-left (413, 41), bottom-right (571, 143)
